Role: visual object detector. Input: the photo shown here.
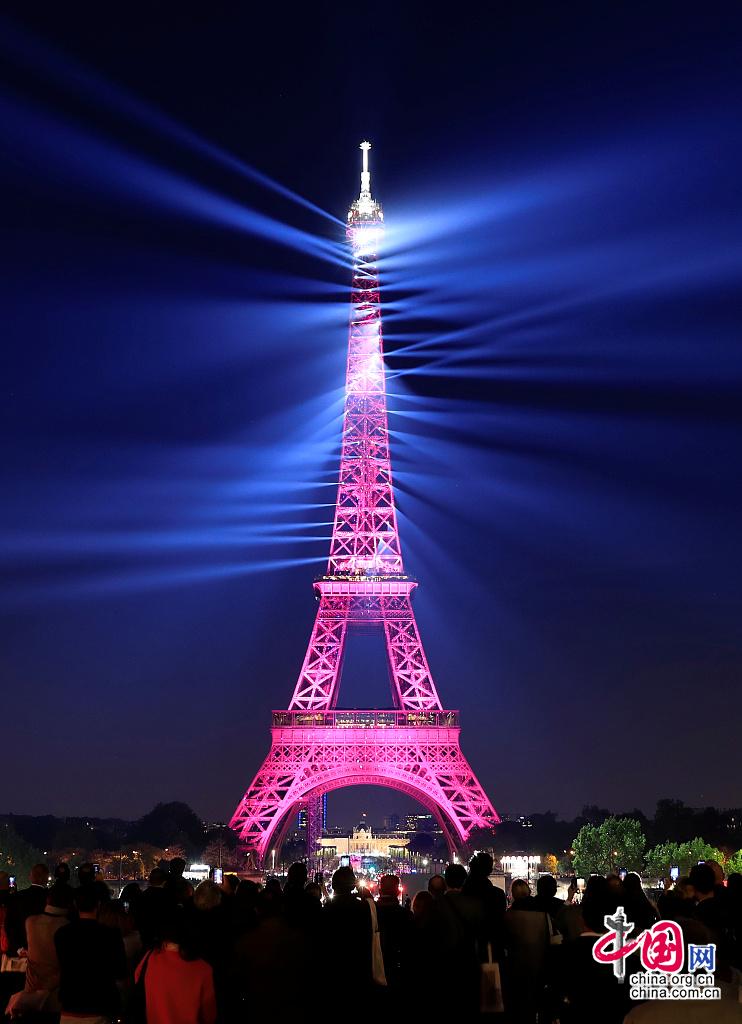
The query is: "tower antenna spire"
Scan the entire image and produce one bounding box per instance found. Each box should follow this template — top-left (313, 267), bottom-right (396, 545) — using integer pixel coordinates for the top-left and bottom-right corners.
top-left (360, 139), bottom-right (372, 198)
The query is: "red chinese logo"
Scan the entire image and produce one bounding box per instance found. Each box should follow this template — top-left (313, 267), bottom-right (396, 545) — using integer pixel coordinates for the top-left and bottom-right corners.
top-left (593, 908), bottom-right (684, 979)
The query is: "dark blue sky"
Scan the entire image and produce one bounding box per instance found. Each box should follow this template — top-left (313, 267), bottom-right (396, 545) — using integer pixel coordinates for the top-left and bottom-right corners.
top-left (2, 3), bottom-right (741, 828)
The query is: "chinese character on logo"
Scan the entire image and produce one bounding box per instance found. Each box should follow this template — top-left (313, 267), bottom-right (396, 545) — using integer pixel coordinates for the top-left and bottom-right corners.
top-left (593, 908), bottom-right (685, 981)
top-left (639, 921), bottom-right (684, 973)
top-left (688, 943), bottom-right (716, 973)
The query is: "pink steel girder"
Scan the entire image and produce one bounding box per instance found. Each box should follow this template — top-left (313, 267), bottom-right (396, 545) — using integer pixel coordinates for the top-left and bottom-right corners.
top-left (230, 145), bottom-right (499, 866)
top-left (327, 248), bottom-right (402, 575)
top-left (288, 586), bottom-right (442, 711)
top-left (230, 720), bottom-right (498, 868)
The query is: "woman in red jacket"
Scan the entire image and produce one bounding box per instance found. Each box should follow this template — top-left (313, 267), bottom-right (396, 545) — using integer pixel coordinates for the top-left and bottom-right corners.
top-left (135, 911), bottom-right (217, 1024)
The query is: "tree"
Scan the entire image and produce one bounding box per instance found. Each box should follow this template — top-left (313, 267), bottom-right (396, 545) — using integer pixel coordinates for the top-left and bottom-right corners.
top-left (134, 803), bottom-right (205, 857)
top-left (644, 838), bottom-right (722, 879)
top-left (572, 817), bottom-right (645, 876)
top-left (724, 850), bottom-right (742, 875)
top-left (0, 823), bottom-right (44, 887)
top-left (542, 854), bottom-right (558, 875)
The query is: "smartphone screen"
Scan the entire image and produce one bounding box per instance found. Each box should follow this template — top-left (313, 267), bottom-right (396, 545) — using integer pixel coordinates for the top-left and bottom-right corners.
top-left (213, 868), bottom-right (223, 885)
top-left (670, 866), bottom-right (679, 881)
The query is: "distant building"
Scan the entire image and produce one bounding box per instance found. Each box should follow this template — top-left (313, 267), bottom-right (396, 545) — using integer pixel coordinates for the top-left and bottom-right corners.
top-left (404, 813), bottom-right (436, 833)
top-left (318, 826), bottom-right (409, 858)
top-left (382, 813), bottom-right (401, 831)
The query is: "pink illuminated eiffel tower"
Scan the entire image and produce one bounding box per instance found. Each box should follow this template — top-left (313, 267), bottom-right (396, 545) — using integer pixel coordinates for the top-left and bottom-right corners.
top-left (230, 143), bottom-right (499, 866)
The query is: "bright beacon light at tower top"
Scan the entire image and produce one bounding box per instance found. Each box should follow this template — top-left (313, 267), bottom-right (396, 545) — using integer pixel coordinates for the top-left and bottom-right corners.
top-left (348, 140), bottom-right (384, 257)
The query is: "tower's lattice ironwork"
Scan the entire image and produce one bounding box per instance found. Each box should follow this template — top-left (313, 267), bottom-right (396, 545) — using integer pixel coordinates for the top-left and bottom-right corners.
top-left (230, 143), bottom-right (499, 866)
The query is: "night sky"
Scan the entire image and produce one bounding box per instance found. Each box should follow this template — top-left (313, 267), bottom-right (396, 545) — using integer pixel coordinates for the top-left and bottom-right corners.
top-left (2, 3), bottom-right (741, 829)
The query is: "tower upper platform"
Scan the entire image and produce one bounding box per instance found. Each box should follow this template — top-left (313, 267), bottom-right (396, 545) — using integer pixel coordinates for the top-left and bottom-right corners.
top-left (348, 140), bottom-right (383, 234)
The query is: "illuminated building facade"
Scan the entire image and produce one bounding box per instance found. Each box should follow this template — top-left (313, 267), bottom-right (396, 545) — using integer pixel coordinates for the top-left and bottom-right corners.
top-left (230, 143), bottom-right (499, 867)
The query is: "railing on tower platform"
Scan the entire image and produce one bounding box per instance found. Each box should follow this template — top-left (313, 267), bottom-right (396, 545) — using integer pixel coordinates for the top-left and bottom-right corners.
top-left (272, 709), bottom-right (459, 729)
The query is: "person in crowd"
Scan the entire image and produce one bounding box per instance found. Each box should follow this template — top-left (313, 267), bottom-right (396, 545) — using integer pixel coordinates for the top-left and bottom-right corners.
top-left (375, 874), bottom-right (412, 991)
top-left (192, 879), bottom-right (229, 971)
top-left (165, 857), bottom-right (193, 906)
top-left (55, 885), bottom-right (127, 1024)
top-left (135, 909), bottom-right (217, 1024)
top-left (220, 873), bottom-right (240, 898)
top-left (558, 887), bottom-right (632, 1024)
top-left (77, 862), bottom-right (112, 905)
top-left (282, 862), bottom-right (321, 930)
top-left (532, 873), bottom-right (564, 921)
top-left (322, 866), bottom-right (374, 1007)
top-left (229, 879), bottom-right (317, 1017)
top-left (3, 862), bottom-right (49, 955)
top-left (120, 880), bottom-right (143, 915)
top-left (504, 878), bottom-right (552, 1023)
top-left (428, 863), bottom-right (483, 1019)
top-left (52, 863), bottom-right (74, 902)
top-left (510, 877), bottom-right (535, 908)
top-left (136, 867), bottom-right (172, 950)
top-left (622, 871), bottom-right (659, 932)
top-left (690, 861), bottom-right (731, 960)
top-left (464, 852), bottom-right (506, 957)
top-left (411, 889), bottom-right (433, 918)
top-left (99, 898), bottom-right (142, 978)
top-left (428, 873), bottom-right (447, 899)
top-left (5, 885), bottom-right (72, 1016)
top-left (657, 874), bottom-right (695, 919)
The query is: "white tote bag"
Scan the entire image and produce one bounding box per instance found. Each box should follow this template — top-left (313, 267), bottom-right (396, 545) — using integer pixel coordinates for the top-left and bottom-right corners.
top-left (368, 898), bottom-right (387, 986)
top-left (480, 942), bottom-right (504, 1014)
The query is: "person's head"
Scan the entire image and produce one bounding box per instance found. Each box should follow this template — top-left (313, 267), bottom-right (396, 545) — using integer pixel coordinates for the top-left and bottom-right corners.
top-left (331, 866), bottom-right (356, 897)
top-left (536, 874), bottom-right (557, 899)
top-left (286, 862), bottom-right (308, 888)
top-left (30, 863), bottom-right (49, 887)
top-left (584, 874), bottom-right (610, 902)
top-left (378, 874), bottom-right (400, 900)
top-left (444, 863), bottom-right (467, 891)
top-left (469, 852), bottom-right (494, 877)
top-left (412, 889), bottom-right (434, 916)
top-left (677, 876), bottom-right (695, 901)
top-left (98, 901), bottom-right (135, 935)
top-left (428, 874), bottom-right (447, 898)
top-left (706, 860), bottom-right (725, 886)
top-left (46, 886), bottom-right (72, 912)
top-left (264, 877), bottom-right (283, 899)
top-left (120, 882), bottom-right (142, 906)
top-left (0, 871), bottom-right (10, 891)
top-left (148, 867), bottom-right (167, 888)
top-left (606, 873), bottom-right (624, 895)
top-left (77, 862), bottom-right (96, 888)
top-left (75, 886), bottom-right (99, 916)
top-left (510, 878), bottom-right (531, 902)
top-left (580, 894), bottom-right (607, 933)
top-left (54, 863), bottom-right (71, 884)
top-left (169, 857), bottom-right (186, 879)
top-left (304, 881), bottom-right (321, 902)
top-left (689, 863), bottom-right (715, 897)
top-left (221, 873), bottom-right (240, 895)
top-left (623, 872), bottom-right (645, 899)
top-left (193, 879), bottom-right (222, 912)
top-left (159, 909), bottom-right (198, 958)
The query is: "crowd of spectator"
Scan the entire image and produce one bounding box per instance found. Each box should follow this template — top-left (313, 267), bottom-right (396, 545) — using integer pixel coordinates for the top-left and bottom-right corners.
top-left (1, 853), bottom-right (742, 1022)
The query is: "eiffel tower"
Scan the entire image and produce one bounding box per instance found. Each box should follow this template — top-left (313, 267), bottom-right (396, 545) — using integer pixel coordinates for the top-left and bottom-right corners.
top-left (230, 142), bottom-right (498, 866)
